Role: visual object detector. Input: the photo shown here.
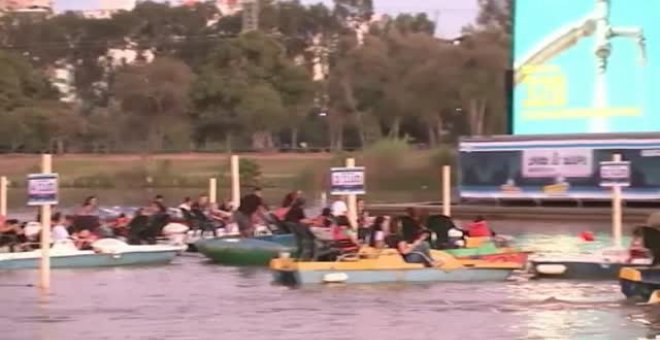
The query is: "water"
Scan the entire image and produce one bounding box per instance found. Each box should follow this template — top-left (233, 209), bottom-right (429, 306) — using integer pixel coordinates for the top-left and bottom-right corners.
top-left (1, 222), bottom-right (658, 340)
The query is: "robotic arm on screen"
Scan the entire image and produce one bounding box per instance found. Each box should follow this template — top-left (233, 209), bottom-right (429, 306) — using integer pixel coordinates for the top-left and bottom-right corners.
top-left (515, 0), bottom-right (646, 85)
top-left (514, 17), bottom-right (596, 85)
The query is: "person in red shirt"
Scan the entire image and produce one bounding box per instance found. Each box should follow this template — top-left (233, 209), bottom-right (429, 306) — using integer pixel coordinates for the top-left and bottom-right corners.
top-left (467, 216), bottom-right (495, 238)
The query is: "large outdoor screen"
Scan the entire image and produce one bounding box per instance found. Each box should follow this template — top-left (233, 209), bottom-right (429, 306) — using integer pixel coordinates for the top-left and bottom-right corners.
top-left (512, 0), bottom-right (660, 135)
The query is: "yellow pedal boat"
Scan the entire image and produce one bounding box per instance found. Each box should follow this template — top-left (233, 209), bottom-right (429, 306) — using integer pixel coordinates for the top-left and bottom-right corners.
top-left (270, 248), bottom-right (521, 286)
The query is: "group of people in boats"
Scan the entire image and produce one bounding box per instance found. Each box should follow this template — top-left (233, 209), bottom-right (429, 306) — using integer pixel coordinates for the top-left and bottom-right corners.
top-left (0, 188), bottom-right (498, 263)
top-left (250, 191), bottom-right (499, 265)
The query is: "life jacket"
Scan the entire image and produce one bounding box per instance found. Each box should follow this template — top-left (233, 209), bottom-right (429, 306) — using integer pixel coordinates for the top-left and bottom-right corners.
top-left (467, 220), bottom-right (492, 238)
top-left (629, 238), bottom-right (649, 260)
top-left (331, 225), bottom-right (350, 241)
top-left (273, 207), bottom-right (289, 221)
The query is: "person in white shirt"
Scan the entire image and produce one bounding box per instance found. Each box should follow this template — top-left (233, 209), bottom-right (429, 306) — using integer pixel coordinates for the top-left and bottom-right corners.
top-left (51, 212), bottom-right (71, 243)
top-left (331, 198), bottom-right (348, 217)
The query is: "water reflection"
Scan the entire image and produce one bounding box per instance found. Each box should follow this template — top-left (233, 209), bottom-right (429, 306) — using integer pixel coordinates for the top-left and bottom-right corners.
top-left (0, 224), bottom-right (657, 340)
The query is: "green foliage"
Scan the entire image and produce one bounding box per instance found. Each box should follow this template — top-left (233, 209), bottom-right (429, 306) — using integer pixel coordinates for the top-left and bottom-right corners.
top-left (238, 158), bottom-right (262, 187)
top-left (0, 0), bottom-right (510, 153)
top-left (363, 137), bottom-right (412, 169)
top-left (430, 146), bottom-right (455, 167)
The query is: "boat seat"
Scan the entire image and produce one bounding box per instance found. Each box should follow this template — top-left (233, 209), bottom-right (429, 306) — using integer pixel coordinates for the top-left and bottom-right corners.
top-left (426, 214), bottom-right (458, 249)
top-left (465, 237), bottom-right (490, 248)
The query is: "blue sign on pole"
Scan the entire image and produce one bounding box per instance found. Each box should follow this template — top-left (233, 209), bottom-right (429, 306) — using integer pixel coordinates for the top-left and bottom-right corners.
top-left (330, 167), bottom-right (366, 195)
top-left (27, 173), bottom-right (59, 206)
top-left (599, 161), bottom-right (631, 187)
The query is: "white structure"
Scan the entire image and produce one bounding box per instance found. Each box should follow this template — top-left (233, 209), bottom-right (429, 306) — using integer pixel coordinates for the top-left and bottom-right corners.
top-left (78, 0), bottom-right (135, 18)
top-left (103, 45), bottom-right (155, 68)
top-left (178, 0), bottom-right (241, 16)
top-left (0, 0), bottom-right (51, 12)
top-left (50, 62), bottom-right (77, 103)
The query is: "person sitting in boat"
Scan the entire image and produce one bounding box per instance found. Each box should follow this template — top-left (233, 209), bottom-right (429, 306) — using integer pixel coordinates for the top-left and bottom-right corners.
top-left (400, 207), bottom-right (427, 243)
top-left (466, 216), bottom-right (495, 238)
top-left (209, 202), bottom-right (231, 223)
top-left (284, 197), bottom-right (315, 260)
top-left (312, 207), bottom-right (334, 228)
top-left (0, 217), bottom-right (28, 252)
top-left (628, 226), bottom-right (651, 263)
top-left (153, 194), bottom-right (166, 208)
top-left (110, 213), bottom-right (130, 238)
top-left (356, 198), bottom-right (372, 243)
top-left (127, 208), bottom-right (149, 244)
top-left (385, 223), bottom-right (435, 267)
top-left (72, 229), bottom-right (98, 250)
top-left (145, 201), bottom-right (171, 243)
top-left (51, 212), bottom-right (71, 243)
top-left (78, 196), bottom-right (99, 216)
top-left (189, 198), bottom-right (216, 237)
top-left (367, 215), bottom-right (388, 248)
top-left (331, 197), bottom-right (348, 218)
top-left (273, 191), bottom-right (298, 221)
top-left (72, 196), bottom-right (101, 234)
top-left (234, 187), bottom-right (268, 237)
top-left (178, 197), bottom-right (193, 214)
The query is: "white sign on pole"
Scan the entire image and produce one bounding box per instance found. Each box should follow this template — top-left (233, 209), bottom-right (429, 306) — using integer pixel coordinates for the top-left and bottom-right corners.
top-left (27, 173), bottom-right (59, 206)
top-left (599, 161), bottom-right (631, 187)
top-left (330, 167), bottom-right (366, 195)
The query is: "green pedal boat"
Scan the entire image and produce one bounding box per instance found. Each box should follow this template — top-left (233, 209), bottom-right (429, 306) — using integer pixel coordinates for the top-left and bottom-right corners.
top-left (196, 234), bottom-right (295, 266)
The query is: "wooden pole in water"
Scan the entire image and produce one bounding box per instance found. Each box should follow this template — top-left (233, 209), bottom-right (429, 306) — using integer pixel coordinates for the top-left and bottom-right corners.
top-left (612, 153), bottom-right (623, 248)
top-left (209, 178), bottom-right (217, 204)
top-left (442, 165), bottom-right (451, 217)
top-left (0, 176), bottom-right (7, 217)
top-left (231, 155), bottom-right (240, 210)
top-left (39, 154), bottom-right (52, 291)
top-left (346, 158), bottom-right (358, 229)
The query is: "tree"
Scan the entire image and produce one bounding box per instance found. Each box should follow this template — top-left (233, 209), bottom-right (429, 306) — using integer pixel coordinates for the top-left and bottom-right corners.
top-left (0, 51), bottom-right (58, 111)
top-left (237, 83), bottom-right (286, 149)
top-left (113, 57), bottom-right (194, 151)
top-left (275, 63), bottom-right (316, 148)
top-left (475, 0), bottom-right (512, 34)
top-left (192, 31), bottom-right (314, 150)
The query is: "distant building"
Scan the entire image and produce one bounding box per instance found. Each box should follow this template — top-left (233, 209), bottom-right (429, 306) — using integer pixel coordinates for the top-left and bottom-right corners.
top-left (179, 0), bottom-right (241, 16)
top-left (0, 0), bottom-right (52, 13)
top-left (78, 0), bottom-right (135, 19)
top-left (49, 62), bottom-right (77, 103)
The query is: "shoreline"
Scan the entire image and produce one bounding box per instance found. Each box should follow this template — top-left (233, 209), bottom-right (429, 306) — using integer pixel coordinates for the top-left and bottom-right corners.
top-left (368, 203), bottom-right (657, 224)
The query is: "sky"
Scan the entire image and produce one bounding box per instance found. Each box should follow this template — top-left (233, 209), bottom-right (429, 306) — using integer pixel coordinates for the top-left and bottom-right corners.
top-left (53, 0), bottom-right (478, 38)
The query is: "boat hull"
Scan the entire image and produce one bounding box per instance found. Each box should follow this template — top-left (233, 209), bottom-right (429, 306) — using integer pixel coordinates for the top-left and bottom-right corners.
top-left (620, 267), bottom-right (660, 302)
top-left (0, 250), bottom-right (178, 270)
top-left (445, 249), bottom-right (530, 265)
top-left (531, 260), bottom-right (646, 280)
top-left (196, 235), bottom-right (295, 266)
top-left (271, 250), bottom-right (517, 286)
top-left (274, 266), bottom-right (513, 285)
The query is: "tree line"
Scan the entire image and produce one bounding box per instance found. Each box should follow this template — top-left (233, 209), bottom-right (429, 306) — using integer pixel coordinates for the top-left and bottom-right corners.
top-left (0, 0), bottom-right (511, 153)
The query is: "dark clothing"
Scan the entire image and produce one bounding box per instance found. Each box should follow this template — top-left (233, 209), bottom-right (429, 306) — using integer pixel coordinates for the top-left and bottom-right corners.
top-left (399, 216), bottom-right (423, 243)
top-left (284, 206), bottom-right (306, 223)
top-left (385, 234), bottom-right (404, 250)
top-left (286, 221), bottom-right (314, 261)
top-left (234, 210), bottom-right (254, 237)
top-left (238, 194), bottom-right (263, 215)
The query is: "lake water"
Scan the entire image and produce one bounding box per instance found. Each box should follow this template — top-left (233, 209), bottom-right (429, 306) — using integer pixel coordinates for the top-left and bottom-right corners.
top-left (0, 222), bottom-right (658, 340)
